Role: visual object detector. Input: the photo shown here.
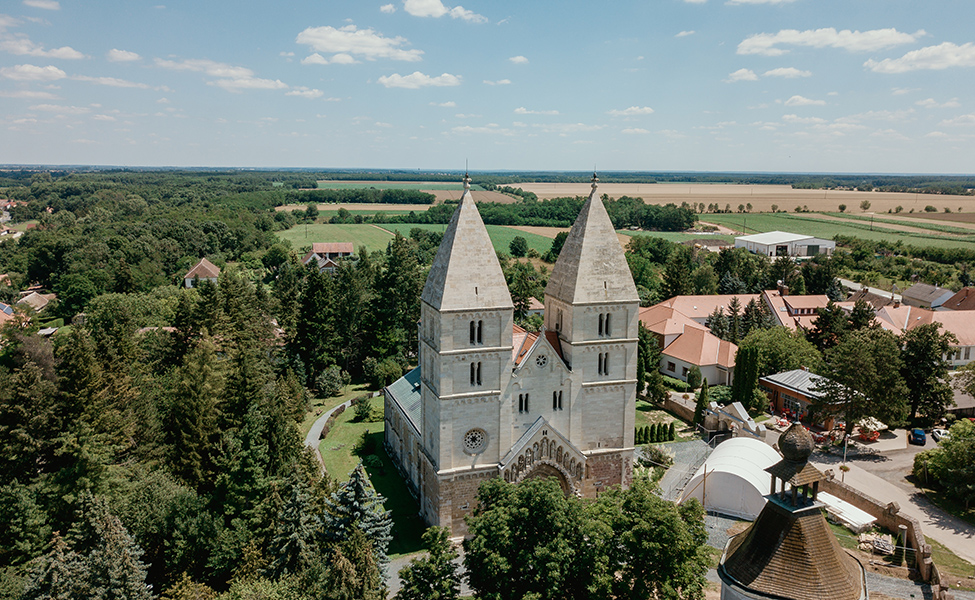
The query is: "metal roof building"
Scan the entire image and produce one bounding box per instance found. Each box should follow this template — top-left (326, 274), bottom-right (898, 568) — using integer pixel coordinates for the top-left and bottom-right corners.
top-left (735, 230), bottom-right (835, 258)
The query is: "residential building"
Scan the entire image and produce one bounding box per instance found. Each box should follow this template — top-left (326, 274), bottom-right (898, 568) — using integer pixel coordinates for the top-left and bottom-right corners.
top-left (875, 305), bottom-right (975, 367)
top-left (939, 287), bottom-right (975, 311)
top-left (759, 368), bottom-right (832, 426)
top-left (639, 303), bottom-right (737, 385)
top-left (184, 258), bottom-right (221, 288)
top-left (734, 231), bottom-right (835, 258)
top-left (655, 294), bottom-right (760, 325)
top-left (761, 289), bottom-right (834, 331)
top-left (384, 175), bottom-right (637, 536)
top-left (17, 291), bottom-right (55, 313)
top-left (901, 282), bottom-right (953, 309)
top-left (302, 242), bottom-right (355, 272)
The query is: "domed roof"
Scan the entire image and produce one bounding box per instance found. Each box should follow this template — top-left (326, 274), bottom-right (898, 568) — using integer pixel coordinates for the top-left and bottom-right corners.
top-left (780, 422), bottom-right (815, 462)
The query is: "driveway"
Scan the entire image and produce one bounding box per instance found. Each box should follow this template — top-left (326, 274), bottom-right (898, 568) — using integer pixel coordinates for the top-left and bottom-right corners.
top-left (304, 399), bottom-right (354, 470)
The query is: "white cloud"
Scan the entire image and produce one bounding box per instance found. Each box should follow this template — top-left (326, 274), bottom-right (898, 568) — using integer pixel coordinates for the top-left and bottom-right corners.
top-left (210, 77), bottom-right (288, 92)
top-left (296, 24), bottom-right (423, 62)
top-left (514, 106), bottom-right (558, 115)
top-left (940, 114), bottom-right (975, 126)
top-left (280, 51), bottom-right (295, 57)
top-left (608, 106), bottom-right (654, 117)
top-left (301, 53), bottom-right (329, 65)
top-left (531, 122), bottom-right (603, 134)
top-left (865, 42), bottom-right (975, 73)
top-left (916, 98), bottom-right (961, 109)
top-left (451, 124), bottom-right (514, 135)
top-left (738, 27), bottom-right (923, 57)
top-left (330, 53), bottom-right (357, 64)
top-left (403, 0), bottom-right (487, 23)
top-left (454, 113), bottom-right (480, 118)
top-left (727, 0), bottom-right (796, 4)
top-left (23, 0), bottom-right (60, 9)
top-left (782, 114), bottom-right (826, 124)
top-left (891, 87), bottom-right (919, 96)
top-left (676, 30), bottom-right (695, 38)
top-left (764, 67), bottom-right (811, 78)
top-left (156, 58), bottom-right (253, 78)
top-left (29, 103), bottom-right (88, 114)
top-left (380, 3), bottom-right (396, 13)
top-left (0, 33), bottom-right (85, 59)
top-left (0, 63), bottom-right (65, 80)
top-left (784, 95), bottom-right (825, 106)
top-left (509, 55), bottom-right (528, 64)
top-left (377, 71), bottom-right (461, 88)
top-left (483, 78), bottom-right (510, 85)
top-left (0, 89), bottom-right (57, 99)
top-left (430, 100), bottom-right (456, 107)
top-left (92, 114), bottom-right (116, 121)
top-left (287, 86), bottom-right (324, 98)
top-left (157, 97), bottom-right (170, 103)
top-left (725, 68), bottom-right (758, 82)
top-left (73, 75), bottom-right (152, 89)
top-left (107, 48), bottom-right (141, 62)
top-left (622, 128), bottom-right (651, 134)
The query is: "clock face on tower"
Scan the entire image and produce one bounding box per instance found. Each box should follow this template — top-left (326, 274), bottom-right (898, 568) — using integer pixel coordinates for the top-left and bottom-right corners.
top-left (535, 355), bottom-right (548, 368)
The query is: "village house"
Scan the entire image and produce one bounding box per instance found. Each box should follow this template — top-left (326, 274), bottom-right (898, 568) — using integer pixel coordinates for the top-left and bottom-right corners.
top-left (900, 282), bottom-right (954, 309)
top-left (939, 286), bottom-right (975, 311)
top-left (183, 258), bottom-right (221, 288)
top-left (639, 303), bottom-right (736, 386)
top-left (759, 368), bottom-right (828, 424)
top-left (17, 291), bottom-right (55, 313)
top-left (301, 242), bottom-right (355, 272)
top-left (761, 289), bottom-right (837, 331)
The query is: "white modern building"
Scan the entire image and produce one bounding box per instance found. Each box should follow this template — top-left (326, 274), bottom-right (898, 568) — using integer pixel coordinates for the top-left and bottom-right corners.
top-left (734, 231), bottom-right (835, 258)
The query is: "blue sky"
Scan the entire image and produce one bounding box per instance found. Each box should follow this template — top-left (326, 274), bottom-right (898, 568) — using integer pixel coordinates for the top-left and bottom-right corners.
top-left (1, 0), bottom-right (974, 173)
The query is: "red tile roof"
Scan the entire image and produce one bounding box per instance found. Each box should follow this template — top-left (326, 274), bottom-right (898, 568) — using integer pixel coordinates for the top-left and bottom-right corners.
top-left (942, 287), bottom-right (975, 311)
top-left (659, 294), bottom-right (761, 322)
top-left (661, 324), bottom-right (737, 369)
top-left (311, 242), bottom-right (354, 255)
top-left (185, 258), bottom-right (221, 280)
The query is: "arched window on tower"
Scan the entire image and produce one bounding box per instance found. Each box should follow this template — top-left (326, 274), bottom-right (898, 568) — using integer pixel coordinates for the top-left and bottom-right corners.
top-left (477, 320), bottom-right (483, 344)
top-left (476, 362), bottom-right (482, 386)
top-left (598, 313), bottom-right (604, 336)
top-left (605, 313), bottom-right (611, 336)
top-left (469, 321), bottom-right (476, 345)
top-left (552, 390), bottom-right (563, 411)
top-left (470, 362), bottom-right (476, 385)
top-left (597, 353), bottom-right (604, 375)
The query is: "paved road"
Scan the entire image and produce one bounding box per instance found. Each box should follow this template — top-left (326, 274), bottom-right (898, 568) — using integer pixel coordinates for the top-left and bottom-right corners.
top-left (303, 399), bottom-right (354, 470)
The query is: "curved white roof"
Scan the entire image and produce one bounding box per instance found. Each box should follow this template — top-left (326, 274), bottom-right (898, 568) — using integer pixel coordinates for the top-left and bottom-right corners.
top-left (678, 437), bottom-right (781, 520)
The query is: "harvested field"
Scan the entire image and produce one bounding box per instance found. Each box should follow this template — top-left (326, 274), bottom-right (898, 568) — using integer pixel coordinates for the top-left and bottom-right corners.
top-left (516, 183), bottom-right (975, 214)
top-left (316, 180), bottom-right (485, 190)
top-left (508, 225), bottom-right (570, 239)
top-left (425, 189), bottom-right (516, 204)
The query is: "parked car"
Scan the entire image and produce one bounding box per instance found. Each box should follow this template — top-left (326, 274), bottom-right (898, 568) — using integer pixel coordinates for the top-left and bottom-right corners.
top-left (932, 428), bottom-right (949, 443)
top-left (908, 428), bottom-right (927, 445)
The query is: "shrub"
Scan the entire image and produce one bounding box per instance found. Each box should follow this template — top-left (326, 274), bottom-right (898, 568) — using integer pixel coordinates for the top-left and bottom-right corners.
top-left (686, 366), bottom-right (702, 390)
top-left (640, 444), bottom-right (674, 469)
top-left (662, 376), bottom-right (691, 393)
top-left (509, 236), bottom-right (528, 257)
top-left (668, 422), bottom-right (676, 441)
top-left (925, 205), bottom-right (938, 212)
top-left (838, 204), bottom-right (846, 213)
top-left (362, 454), bottom-right (383, 470)
top-left (316, 365), bottom-right (350, 397)
top-left (895, 205), bottom-right (903, 213)
top-left (352, 396), bottom-right (372, 422)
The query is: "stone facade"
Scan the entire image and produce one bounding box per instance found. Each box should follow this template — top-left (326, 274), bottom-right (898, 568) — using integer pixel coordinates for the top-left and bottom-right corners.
top-left (384, 175), bottom-right (638, 536)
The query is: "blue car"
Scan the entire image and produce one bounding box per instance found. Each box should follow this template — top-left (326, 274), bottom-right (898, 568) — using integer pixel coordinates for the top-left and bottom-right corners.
top-left (909, 428), bottom-right (926, 445)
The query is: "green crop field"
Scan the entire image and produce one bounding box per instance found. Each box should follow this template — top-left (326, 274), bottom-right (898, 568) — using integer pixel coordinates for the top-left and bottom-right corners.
top-left (703, 212), bottom-right (975, 250)
top-left (317, 209), bottom-right (413, 218)
top-left (383, 223), bottom-right (554, 255)
top-left (277, 223), bottom-right (394, 252)
top-left (317, 181), bottom-right (485, 191)
top-left (619, 231), bottom-right (736, 244)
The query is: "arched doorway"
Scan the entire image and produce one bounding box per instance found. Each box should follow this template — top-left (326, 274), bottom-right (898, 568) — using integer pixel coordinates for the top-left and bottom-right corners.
top-left (522, 462), bottom-right (571, 495)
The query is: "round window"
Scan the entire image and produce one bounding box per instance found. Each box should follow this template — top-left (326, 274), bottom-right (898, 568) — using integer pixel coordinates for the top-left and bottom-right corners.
top-left (535, 354), bottom-right (548, 368)
top-left (464, 428), bottom-right (487, 454)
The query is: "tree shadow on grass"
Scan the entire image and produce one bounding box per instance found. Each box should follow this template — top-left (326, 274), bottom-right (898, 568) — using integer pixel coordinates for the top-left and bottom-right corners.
top-left (359, 431), bottom-right (426, 558)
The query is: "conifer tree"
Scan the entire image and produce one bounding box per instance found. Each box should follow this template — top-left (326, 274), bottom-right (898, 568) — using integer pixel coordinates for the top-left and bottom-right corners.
top-left (694, 379), bottom-right (709, 426)
top-left (266, 481), bottom-right (321, 579)
top-left (668, 422), bottom-right (676, 441)
top-left (706, 306), bottom-right (728, 341)
top-left (21, 532), bottom-right (73, 600)
top-left (394, 527), bottom-right (460, 600)
top-left (323, 464), bottom-right (392, 570)
top-left (165, 335), bottom-right (221, 490)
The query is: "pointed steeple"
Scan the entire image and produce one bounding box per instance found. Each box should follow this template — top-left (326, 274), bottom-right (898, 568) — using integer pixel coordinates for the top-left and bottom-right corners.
top-left (421, 174), bottom-right (513, 311)
top-left (545, 173), bottom-right (639, 304)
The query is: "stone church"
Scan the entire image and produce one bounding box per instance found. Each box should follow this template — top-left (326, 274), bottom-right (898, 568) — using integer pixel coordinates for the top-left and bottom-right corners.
top-left (384, 174), bottom-right (638, 535)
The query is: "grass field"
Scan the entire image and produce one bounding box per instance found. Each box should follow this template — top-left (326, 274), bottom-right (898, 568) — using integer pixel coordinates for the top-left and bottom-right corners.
top-left (703, 212), bottom-right (975, 250)
top-left (300, 383), bottom-right (375, 439)
top-left (274, 202), bottom-right (437, 213)
top-left (316, 180), bottom-right (485, 191)
top-left (619, 230), bottom-right (737, 244)
top-left (318, 397), bottom-right (426, 558)
top-left (277, 223), bottom-right (394, 252)
top-left (382, 223), bottom-right (554, 255)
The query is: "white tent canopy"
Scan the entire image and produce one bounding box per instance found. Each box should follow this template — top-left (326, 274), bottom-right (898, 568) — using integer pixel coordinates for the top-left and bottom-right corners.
top-left (678, 438), bottom-right (781, 520)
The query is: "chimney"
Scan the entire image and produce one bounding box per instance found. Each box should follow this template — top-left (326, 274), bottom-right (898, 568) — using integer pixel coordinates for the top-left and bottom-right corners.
top-left (800, 365), bottom-right (809, 371)
top-left (893, 300), bottom-right (900, 308)
top-left (780, 284), bottom-right (789, 296)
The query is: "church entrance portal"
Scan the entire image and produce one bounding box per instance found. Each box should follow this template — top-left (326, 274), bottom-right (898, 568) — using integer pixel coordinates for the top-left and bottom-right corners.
top-left (522, 463), bottom-right (571, 495)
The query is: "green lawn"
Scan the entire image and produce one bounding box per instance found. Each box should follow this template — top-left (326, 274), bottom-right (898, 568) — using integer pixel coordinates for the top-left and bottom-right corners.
top-left (317, 181), bottom-right (485, 191)
top-left (635, 400), bottom-right (696, 442)
top-left (276, 223), bottom-right (394, 253)
top-left (383, 223), bottom-right (554, 255)
top-left (318, 396), bottom-right (426, 558)
top-left (703, 212), bottom-right (975, 250)
top-left (300, 383), bottom-right (376, 439)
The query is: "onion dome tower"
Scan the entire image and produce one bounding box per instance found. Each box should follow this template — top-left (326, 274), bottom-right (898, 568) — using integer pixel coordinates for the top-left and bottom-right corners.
top-left (718, 422), bottom-right (867, 600)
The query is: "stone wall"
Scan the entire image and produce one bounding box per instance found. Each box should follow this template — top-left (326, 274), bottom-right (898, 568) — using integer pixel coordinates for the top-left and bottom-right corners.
top-left (820, 475), bottom-right (956, 598)
top-left (660, 395), bottom-right (695, 423)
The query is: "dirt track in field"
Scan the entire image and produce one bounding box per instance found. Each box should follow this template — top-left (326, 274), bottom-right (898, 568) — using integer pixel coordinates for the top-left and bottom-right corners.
top-left (515, 183), bottom-right (975, 214)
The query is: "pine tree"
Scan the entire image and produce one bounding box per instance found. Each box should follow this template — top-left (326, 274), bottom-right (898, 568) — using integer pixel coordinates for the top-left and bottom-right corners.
top-left (21, 532), bottom-right (73, 600)
top-left (706, 307), bottom-right (728, 341)
top-left (642, 426), bottom-right (650, 445)
top-left (662, 245), bottom-right (693, 299)
top-left (668, 422), bottom-right (676, 441)
top-left (727, 296), bottom-right (743, 342)
top-left (693, 379), bottom-right (709, 426)
top-left (165, 336), bottom-right (221, 490)
top-left (266, 481), bottom-right (321, 579)
top-left (160, 573), bottom-right (217, 600)
top-left (394, 527), bottom-right (460, 600)
top-left (730, 347), bottom-right (760, 413)
top-left (323, 464), bottom-right (392, 570)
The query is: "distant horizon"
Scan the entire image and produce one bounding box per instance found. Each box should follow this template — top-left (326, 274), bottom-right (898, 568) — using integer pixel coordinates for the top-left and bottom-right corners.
top-left (2, 165), bottom-right (975, 179)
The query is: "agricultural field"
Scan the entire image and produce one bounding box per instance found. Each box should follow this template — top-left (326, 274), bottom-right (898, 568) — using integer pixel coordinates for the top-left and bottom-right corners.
top-left (703, 212), bottom-right (975, 251)
top-left (382, 223), bottom-right (554, 255)
top-left (618, 230), bottom-right (737, 245)
top-left (316, 180), bottom-right (486, 191)
top-left (276, 223), bottom-right (394, 252)
top-left (274, 202), bottom-right (437, 212)
top-left (516, 182), bottom-right (975, 214)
